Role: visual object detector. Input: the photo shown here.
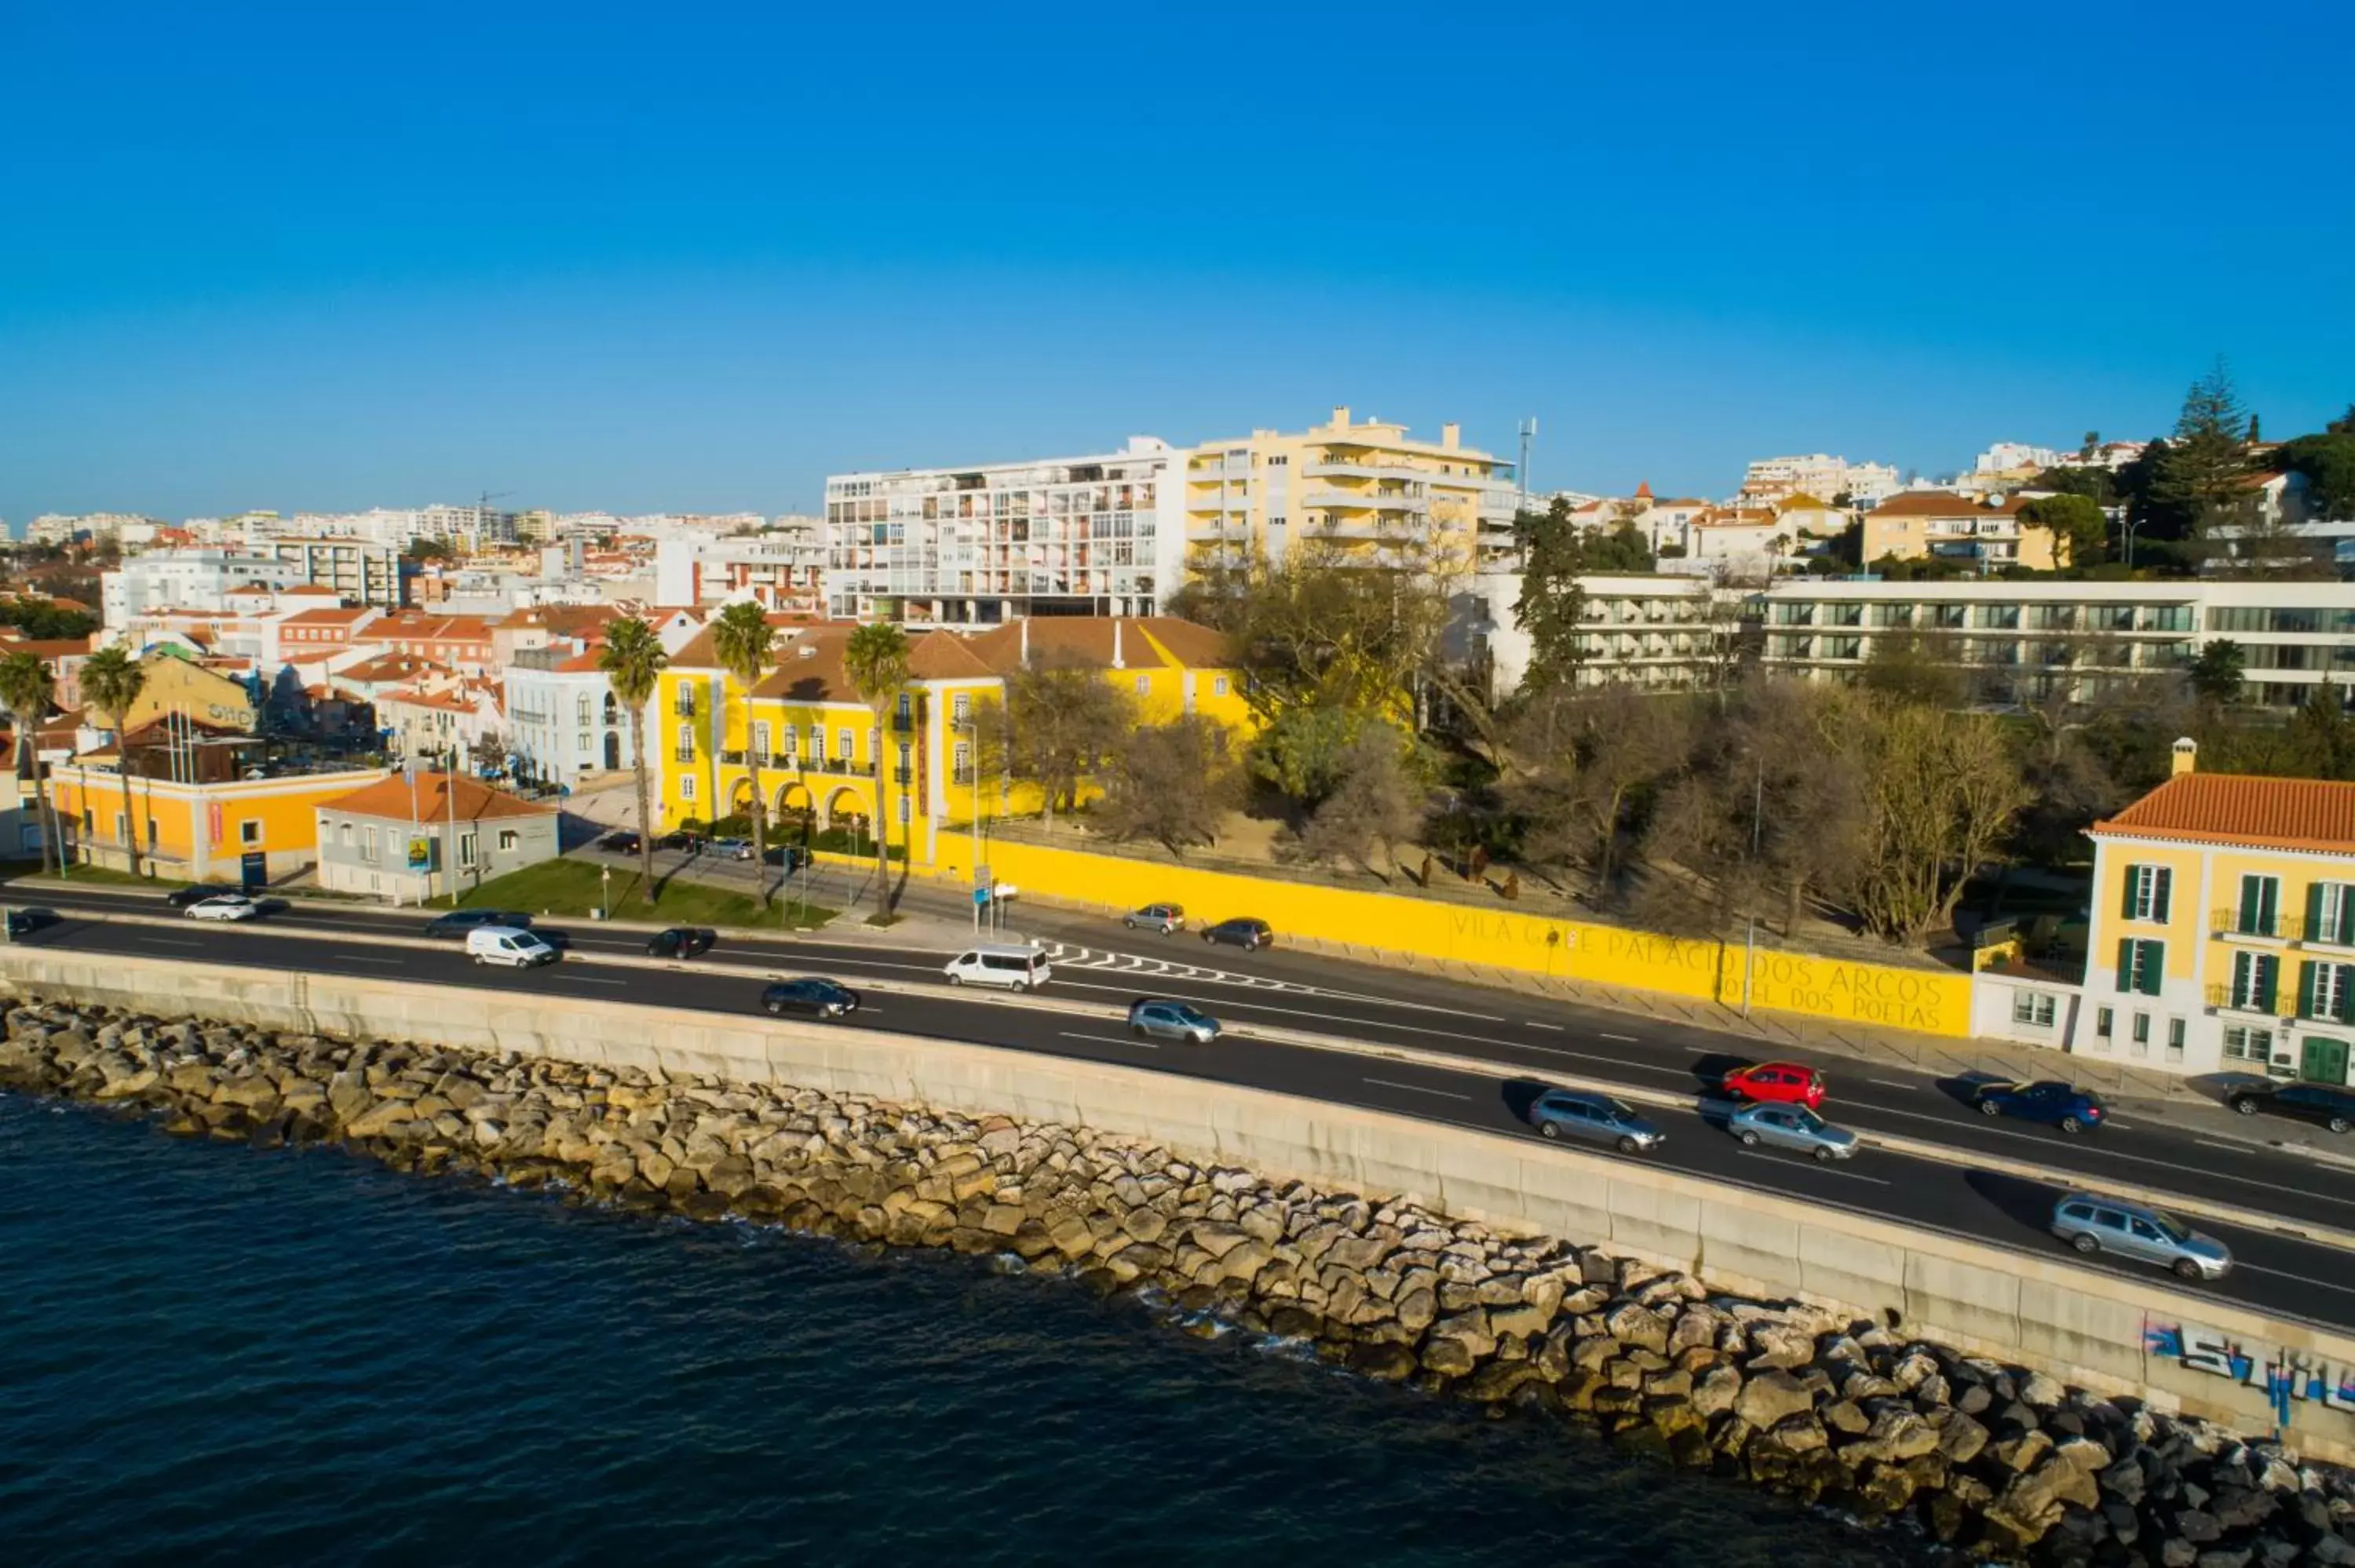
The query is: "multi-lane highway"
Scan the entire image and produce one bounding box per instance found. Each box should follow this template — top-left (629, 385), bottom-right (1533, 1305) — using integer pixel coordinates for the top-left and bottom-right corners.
top-left (11, 879), bottom-right (2355, 1333)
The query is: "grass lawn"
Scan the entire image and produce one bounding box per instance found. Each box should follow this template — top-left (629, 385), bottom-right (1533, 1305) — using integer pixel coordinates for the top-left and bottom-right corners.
top-left (1, 862), bottom-right (160, 889)
top-left (453, 858), bottom-right (836, 929)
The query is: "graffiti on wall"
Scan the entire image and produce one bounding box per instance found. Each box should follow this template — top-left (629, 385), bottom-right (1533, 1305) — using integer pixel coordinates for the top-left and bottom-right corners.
top-left (2145, 1317), bottom-right (2355, 1429)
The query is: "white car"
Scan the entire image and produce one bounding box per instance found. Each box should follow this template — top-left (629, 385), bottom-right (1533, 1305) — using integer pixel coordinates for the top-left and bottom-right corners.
top-left (185, 894), bottom-right (261, 921)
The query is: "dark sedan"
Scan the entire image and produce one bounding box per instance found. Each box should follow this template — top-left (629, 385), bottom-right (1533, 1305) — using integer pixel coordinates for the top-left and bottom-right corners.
top-left (646, 926), bottom-right (717, 960)
top-left (761, 979), bottom-right (861, 1019)
top-left (424, 909), bottom-right (533, 938)
top-left (163, 884), bottom-right (219, 908)
top-left (1970, 1079), bottom-right (2106, 1133)
top-left (762, 844), bottom-right (808, 872)
top-left (601, 830), bottom-right (642, 854)
top-left (5, 907), bottom-right (57, 939)
top-left (1201, 917), bottom-right (1273, 951)
top-left (2229, 1080), bottom-right (2355, 1136)
top-left (656, 830), bottom-right (700, 852)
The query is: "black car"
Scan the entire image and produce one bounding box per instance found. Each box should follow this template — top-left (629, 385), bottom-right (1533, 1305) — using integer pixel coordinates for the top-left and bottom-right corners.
top-left (762, 844), bottom-right (808, 872)
top-left (761, 978), bottom-right (860, 1019)
top-left (601, 830), bottom-right (641, 854)
top-left (2229, 1080), bottom-right (2355, 1136)
top-left (424, 909), bottom-right (533, 937)
top-left (5, 907), bottom-right (57, 938)
top-left (646, 926), bottom-right (717, 960)
top-left (1202, 917), bottom-right (1273, 951)
top-left (163, 884), bottom-right (218, 907)
top-left (656, 830), bottom-right (700, 852)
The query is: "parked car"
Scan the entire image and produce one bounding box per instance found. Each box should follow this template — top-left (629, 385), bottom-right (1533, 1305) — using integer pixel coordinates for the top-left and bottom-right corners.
top-left (1727, 1102), bottom-right (1857, 1161)
top-left (1528, 1088), bottom-right (1665, 1154)
top-left (762, 844), bottom-right (808, 872)
top-left (162, 884), bottom-right (217, 908)
top-left (2226, 1080), bottom-right (2355, 1136)
top-left (1126, 998), bottom-right (1220, 1044)
top-left (942, 944), bottom-right (1052, 990)
top-left (1972, 1079), bottom-right (2106, 1133)
top-left (185, 893), bottom-right (262, 921)
top-left (424, 909), bottom-right (533, 938)
top-left (655, 830), bottom-right (699, 852)
top-left (1720, 1061), bottom-right (1827, 1109)
top-left (2049, 1193), bottom-right (2231, 1281)
top-left (762, 978), bottom-right (860, 1019)
top-left (645, 926), bottom-right (716, 960)
top-left (1123, 903), bottom-right (1186, 935)
top-left (5, 907), bottom-right (57, 939)
top-left (600, 830), bottom-right (641, 854)
top-left (465, 925), bottom-right (559, 968)
top-left (1201, 917), bottom-right (1273, 951)
top-left (710, 837), bottom-right (753, 861)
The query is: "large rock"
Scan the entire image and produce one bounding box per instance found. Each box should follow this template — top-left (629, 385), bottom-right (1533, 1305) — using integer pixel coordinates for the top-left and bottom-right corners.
top-left (1605, 1303), bottom-right (1670, 1355)
top-left (1734, 1369), bottom-right (1816, 1431)
top-left (1936, 1410), bottom-right (1992, 1464)
top-left (1746, 1323), bottom-right (1817, 1371)
top-left (1394, 1287), bottom-right (1437, 1334)
top-left (1692, 1365), bottom-right (1743, 1420)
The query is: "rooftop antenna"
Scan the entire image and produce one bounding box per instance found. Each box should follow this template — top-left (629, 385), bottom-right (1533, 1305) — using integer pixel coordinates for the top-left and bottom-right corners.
top-left (1517, 418), bottom-right (1537, 512)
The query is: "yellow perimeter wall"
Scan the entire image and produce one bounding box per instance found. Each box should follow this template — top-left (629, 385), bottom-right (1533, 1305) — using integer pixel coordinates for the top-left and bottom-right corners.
top-left (925, 836), bottom-right (1973, 1038)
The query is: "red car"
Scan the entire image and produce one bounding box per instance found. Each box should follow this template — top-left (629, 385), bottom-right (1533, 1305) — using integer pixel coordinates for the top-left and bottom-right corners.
top-left (1722, 1061), bottom-right (1827, 1109)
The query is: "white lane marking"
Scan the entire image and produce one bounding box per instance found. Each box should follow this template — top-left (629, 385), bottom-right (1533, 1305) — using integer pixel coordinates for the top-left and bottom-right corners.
top-left (554, 976), bottom-right (628, 986)
top-left (2196, 1139), bottom-right (2246, 1152)
top-left (1362, 1076), bottom-right (1473, 1103)
top-left (2233, 1261), bottom-right (2355, 1298)
top-left (1526, 1022), bottom-right (1563, 1031)
top-left (1061, 1030), bottom-right (1156, 1050)
top-left (2105, 1122), bottom-right (2134, 1132)
top-left (336, 956), bottom-right (403, 965)
top-left (1737, 1150), bottom-right (1889, 1185)
top-left (1601, 1032), bottom-right (1638, 1042)
top-left (1863, 1101), bottom-right (2355, 1212)
top-left (1869, 1078), bottom-right (1916, 1090)
top-left (134, 936), bottom-right (201, 947)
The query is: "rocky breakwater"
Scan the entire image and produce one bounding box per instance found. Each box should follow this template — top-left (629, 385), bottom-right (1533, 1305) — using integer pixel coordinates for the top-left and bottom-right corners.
top-left (6, 997), bottom-right (2355, 1565)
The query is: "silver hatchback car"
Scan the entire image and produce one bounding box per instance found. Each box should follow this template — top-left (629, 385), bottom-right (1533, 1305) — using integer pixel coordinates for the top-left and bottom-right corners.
top-left (1127, 998), bottom-right (1220, 1044)
top-left (1727, 1102), bottom-right (1857, 1161)
top-left (1530, 1088), bottom-right (1665, 1154)
top-left (2050, 1193), bottom-right (2232, 1281)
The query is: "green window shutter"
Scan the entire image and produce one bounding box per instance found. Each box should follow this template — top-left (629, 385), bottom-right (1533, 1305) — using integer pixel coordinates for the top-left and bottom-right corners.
top-left (2122, 868), bottom-right (2141, 921)
top-left (2116, 939), bottom-right (2136, 994)
top-left (2257, 955), bottom-right (2278, 1012)
top-left (2260, 877), bottom-right (2278, 932)
top-left (2298, 961), bottom-right (2319, 1020)
top-left (2239, 876), bottom-right (2262, 932)
top-left (2152, 867), bottom-right (2172, 923)
top-left (2138, 940), bottom-right (2165, 997)
top-left (2307, 883), bottom-right (2327, 946)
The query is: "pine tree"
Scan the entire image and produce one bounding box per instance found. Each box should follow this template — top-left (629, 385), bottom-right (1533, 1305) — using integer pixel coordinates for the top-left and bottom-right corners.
top-left (2152, 357), bottom-right (2255, 539)
top-left (1511, 498), bottom-right (1590, 693)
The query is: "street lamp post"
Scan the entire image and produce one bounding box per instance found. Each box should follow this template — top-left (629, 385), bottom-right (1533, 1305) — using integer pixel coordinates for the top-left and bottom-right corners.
top-left (1742, 755), bottom-right (1764, 1017)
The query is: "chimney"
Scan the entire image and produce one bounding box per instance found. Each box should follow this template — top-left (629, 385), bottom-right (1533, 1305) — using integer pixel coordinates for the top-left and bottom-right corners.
top-left (1331, 406), bottom-right (1350, 429)
top-left (1441, 422), bottom-right (1461, 450)
top-left (2171, 736), bottom-right (2198, 778)
top-left (1112, 620), bottom-right (1124, 669)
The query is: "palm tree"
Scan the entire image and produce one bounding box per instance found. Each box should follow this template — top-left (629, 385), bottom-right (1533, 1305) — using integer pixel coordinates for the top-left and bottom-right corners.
top-left (842, 622), bottom-right (911, 916)
top-left (710, 601), bottom-right (778, 906)
top-left (0, 651), bottom-right (58, 875)
top-left (78, 645), bottom-right (149, 877)
top-left (597, 617), bottom-right (668, 906)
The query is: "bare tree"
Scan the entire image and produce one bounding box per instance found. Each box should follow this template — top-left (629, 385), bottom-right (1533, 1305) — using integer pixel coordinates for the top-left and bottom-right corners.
top-left (1286, 723), bottom-right (1429, 881)
top-left (1092, 714), bottom-right (1239, 861)
top-left (999, 657), bottom-right (1135, 830)
top-left (1507, 684), bottom-right (1693, 899)
top-left (1846, 702), bottom-right (2031, 945)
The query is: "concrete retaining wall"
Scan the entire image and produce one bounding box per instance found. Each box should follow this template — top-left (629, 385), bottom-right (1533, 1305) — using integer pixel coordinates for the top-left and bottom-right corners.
top-left (8, 946), bottom-right (2352, 1461)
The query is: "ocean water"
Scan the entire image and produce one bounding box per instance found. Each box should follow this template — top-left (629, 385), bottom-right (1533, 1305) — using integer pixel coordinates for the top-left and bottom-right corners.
top-left (0, 1096), bottom-right (1916, 1566)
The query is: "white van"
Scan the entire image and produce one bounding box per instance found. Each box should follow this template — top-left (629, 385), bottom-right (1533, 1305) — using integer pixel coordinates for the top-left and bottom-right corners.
top-left (466, 925), bottom-right (559, 968)
top-left (942, 944), bottom-right (1051, 991)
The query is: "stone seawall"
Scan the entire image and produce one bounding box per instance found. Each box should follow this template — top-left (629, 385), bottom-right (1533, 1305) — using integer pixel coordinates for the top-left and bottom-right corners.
top-left (5, 994), bottom-right (2354, 1566)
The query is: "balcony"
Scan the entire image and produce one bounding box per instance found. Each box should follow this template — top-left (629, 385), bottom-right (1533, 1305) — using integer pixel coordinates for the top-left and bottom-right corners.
top-left (2212, 909), bottom-right (2293, 943)
top-left (671, 698), bottom-right (696, 717)
top-left (1300, 487), bottom-right (1426, 513)
top-left (2205, 983), bottom-right (2280, 1015)
top-left (672, 749), bottom-right (696, 766)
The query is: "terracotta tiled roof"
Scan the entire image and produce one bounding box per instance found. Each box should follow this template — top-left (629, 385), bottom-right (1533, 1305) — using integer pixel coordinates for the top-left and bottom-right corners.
top-left (907, 630), bottom-right (995, 680)
top-left (317, 771), bottom-right (554, 824)
top-left (1867, 491), bottom-right (2030, 520)
top-left (280, 607), bottom-right (375, 626)
top-left (962, 616), bottom-right (1226, 675)
top-left (2090, 772), bottom-right (2355, 855)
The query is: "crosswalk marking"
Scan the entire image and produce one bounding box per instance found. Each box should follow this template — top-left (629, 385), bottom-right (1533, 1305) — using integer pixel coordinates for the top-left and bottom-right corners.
top-left (1036, 942), bottom-right (1345, 997)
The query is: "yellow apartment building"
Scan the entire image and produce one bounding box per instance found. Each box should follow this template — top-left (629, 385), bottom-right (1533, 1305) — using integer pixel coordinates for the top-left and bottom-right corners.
top-left (1861, 492), bottom-right (2058, 572)
top-left (1184, 406), bottom-right (1522, 579)
top-left (654, 615), bottom-right (1248, 866)
top-left (2081, 740), bottom-right (2355, 1085)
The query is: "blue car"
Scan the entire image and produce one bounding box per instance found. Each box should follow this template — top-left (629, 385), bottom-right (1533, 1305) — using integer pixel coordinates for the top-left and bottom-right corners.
top-left (1970, 1079), bottom-right (2106, 1133)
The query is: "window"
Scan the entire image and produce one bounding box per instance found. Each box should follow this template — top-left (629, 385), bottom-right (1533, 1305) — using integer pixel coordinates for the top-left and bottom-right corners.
top-left (339, 822), bottom-right (353, 846)
top-left (2231, 950), bottom-right (2280, 1011)
top-left (2222, 1025), bottom-right (2273, 1064)
top-left (2130, 1012), bottom-right (2151, 1056)
top-left (458, 831), bottom-right (477, 868)
top-left (844, 728), bottom-right (859, 763)
top-left (951, 692), bottom-right (970, 725)
top-left (2309, 882), bottom-right (2355, 947)
top-left (2303, 961), bottom-right (2355, 1023)
top-left (2011, 991), bottom-right (2057, 1028)
top-left (952, 741), bottom-right (972, 782)
top-left (896, 692), bottom-right (911, 720)
top-left (2094, 1005), bottom-right (2114, 1041)
top-left (2122, 863), bottom-right (2171, 923)
top-left (898, 796), bottom-right (911, 824)
top-left (113, 811), bottom-right (128, 844)
top-left (2167, 1017), bottom-right (2185, 1061)
top-left (363, 826), bottom-right (378, 864)
top-left (239, 819), bottom-right (261, 847)
top-left (809, 728), bottom-right (825, 762)
top-left (1134, 675), bottom-right (1150, 694)
top-left (2236, 874), bottom-right (2280, 937)
top-left (674, 730), bottom-right (696, 763)
top-left (681, 776), bottom-right (696, 800)
top-left (1213, 676), bottom-right (1229, 698)
top-left (2116, 938), bottom-right (2164, 997)
top-left (497, 830), bottom-right (518, 852)
top-left (750, 720), bottom-right (770, 761)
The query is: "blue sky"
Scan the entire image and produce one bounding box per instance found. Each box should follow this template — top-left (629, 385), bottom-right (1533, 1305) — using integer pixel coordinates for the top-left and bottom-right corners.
top-left (5, 0), bottom-right (2350, 524)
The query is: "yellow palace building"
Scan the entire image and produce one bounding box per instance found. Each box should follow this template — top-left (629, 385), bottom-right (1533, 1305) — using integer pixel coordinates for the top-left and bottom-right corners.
top-left (653, 614), bottom-right (1249, 865)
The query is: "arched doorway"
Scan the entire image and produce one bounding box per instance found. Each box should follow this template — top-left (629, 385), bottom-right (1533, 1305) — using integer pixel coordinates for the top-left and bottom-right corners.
top-left (603, 731), bottom-right (621, 771)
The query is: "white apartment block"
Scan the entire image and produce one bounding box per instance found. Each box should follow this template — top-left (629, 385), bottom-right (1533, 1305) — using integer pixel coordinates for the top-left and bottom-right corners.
top-left (260, 538), bottom-right (406, 609)
top-left (101, 551), bottom-right (312, 625)
top-left (1736, 455), bottom-right (1900, 508)
top-left (655, 527), bottom-right (825, 612)
top-left (825, 437), bottom-right (1184, 623)
top-left (505, 648), bottom-right (631, 788)
top-left (1462, 573), bottom-right (2355, 706)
